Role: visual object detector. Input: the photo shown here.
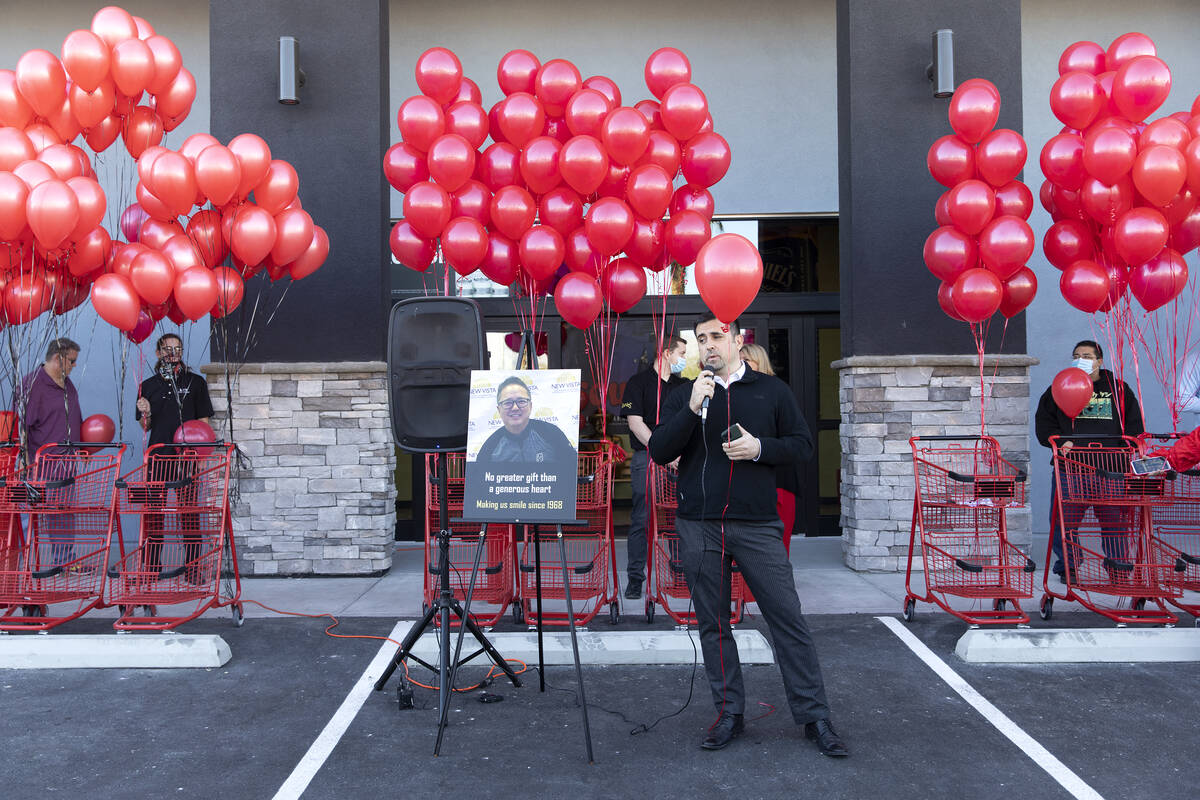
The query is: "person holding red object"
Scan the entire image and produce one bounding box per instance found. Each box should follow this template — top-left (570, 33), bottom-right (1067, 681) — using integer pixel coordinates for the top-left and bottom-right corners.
top-left (1151, 429), bottom-right (1200, 472)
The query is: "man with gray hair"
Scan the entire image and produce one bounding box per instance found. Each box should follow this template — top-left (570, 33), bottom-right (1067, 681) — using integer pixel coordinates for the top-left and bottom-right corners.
top-left (17, 337), bottom-right (83, 462)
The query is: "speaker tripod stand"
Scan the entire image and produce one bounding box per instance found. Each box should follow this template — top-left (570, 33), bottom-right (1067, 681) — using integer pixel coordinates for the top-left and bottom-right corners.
top-left (373, 452), bottom-right (521, 755)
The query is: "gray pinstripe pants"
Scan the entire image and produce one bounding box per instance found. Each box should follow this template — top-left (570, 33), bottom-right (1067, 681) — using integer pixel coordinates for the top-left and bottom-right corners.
top-left (675, 517), bottom-right (831, 725)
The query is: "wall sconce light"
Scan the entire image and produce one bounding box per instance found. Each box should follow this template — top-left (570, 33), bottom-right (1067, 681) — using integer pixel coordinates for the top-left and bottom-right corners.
top-left (279, 36), bottom-right (306, 105)
top-left (926, 29), bottom-right (954, 98)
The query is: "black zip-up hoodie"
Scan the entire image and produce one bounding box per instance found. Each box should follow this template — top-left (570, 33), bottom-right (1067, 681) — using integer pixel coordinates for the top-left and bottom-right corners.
top-left (649, 367), bottom-right (813, 521)
top-left (1034, 368), bottom-right (1143, 449)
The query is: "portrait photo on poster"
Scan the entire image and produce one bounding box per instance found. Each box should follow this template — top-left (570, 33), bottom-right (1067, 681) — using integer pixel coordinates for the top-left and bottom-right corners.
top-left (463, 369), bottom-right (580, 523)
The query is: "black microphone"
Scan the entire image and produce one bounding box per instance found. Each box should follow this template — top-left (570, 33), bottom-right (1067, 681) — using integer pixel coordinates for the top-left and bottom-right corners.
top-left (700, 396), bottom-right (709, 422)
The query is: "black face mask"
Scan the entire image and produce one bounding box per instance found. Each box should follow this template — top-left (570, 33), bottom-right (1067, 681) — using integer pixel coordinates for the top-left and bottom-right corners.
top-left (157, 360), bottom-right (184, 382)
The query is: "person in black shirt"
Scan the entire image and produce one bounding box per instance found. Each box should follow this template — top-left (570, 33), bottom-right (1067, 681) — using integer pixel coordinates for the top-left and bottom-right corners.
top-left (619, 333), bottom-right (687, 599)
top-left (134, 334), bottom-right (214, 582)
top-left (475, 376), bottom-right (575, 468)
top-left (650, 312), bottom-right (847, 757)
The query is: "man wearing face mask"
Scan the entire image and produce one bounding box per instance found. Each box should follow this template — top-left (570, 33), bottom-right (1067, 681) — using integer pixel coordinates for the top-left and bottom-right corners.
top-left (619, 334), bottom-right (688, 600)
top-left (1035, 340), bottom-right (1143, 582)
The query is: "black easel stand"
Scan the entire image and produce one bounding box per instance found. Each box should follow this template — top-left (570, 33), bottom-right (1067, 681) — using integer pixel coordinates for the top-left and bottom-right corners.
top-left (373, 452), bottom-right (520, 756)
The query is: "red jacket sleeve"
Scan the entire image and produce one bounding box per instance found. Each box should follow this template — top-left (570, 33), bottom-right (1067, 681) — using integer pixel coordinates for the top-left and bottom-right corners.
top-left (1165, 429), bottom-right (1200, 471)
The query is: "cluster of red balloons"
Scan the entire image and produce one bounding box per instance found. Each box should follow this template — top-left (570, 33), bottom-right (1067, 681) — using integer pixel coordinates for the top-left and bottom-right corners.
top-left (1041, 34), bottom-right (1194, 314)
top-left (92, 131), bottom-right (329, 337)
top-left (925, 79), bottom-right (1037, 323)
top-left (387, 47), bottom-right (733, 329)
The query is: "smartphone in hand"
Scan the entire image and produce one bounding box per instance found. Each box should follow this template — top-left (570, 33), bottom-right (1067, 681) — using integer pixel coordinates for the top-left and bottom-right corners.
top-left (1130, 456), bottom-right (1169, 475)
top-left (722, 423), bottom-right (744, 442)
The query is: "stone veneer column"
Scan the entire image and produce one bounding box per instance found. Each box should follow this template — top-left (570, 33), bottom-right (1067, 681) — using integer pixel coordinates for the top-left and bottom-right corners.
top-left (832, 355), bottom-right (1038, 571)
top-left (201, 362), bottom-right (396, 576)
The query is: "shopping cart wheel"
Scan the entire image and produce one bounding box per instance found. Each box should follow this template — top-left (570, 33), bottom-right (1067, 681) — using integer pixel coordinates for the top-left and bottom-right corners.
top-left (902, 598), bottom-right (915, 622)
top-left (1132, 598), bottom-right (1146, 612)
top-left (609, 602), bottom-right (620, 625)
top-left (993, 599), bottom-right (1007, 612)
top-left (511, 602), bottom-right (524, 625)
top-left (231, 603), bottom-right (245, 627)
top-left (1194, 616), bottom-right (1200, 628)
top-left (1039, 596), bottom-right (1053, 621)
top-left (644, 599), bottom-right (655, 624)
top-left (22, 604), bottom-right (45, 617)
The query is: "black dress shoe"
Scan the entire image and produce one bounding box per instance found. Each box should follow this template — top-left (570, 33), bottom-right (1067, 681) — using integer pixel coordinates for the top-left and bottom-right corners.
top-left (623, 582), bottom-right (642, 600)
top-left (700, 712), bottom-right (744, 750)
top-left (805, 719), bottom-right (849, 757)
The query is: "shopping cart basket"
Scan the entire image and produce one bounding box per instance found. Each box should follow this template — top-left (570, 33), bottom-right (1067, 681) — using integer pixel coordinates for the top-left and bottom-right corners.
top-left (1136, 433), bottom-right (1200, 625)
top-left (903, 435), bottom-right (1035, 626)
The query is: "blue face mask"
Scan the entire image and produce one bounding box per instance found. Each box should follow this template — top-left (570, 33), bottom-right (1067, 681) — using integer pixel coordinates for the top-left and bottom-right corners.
top-left (670, 357), bottom-right (686, 374)
top-left (1071, 358), bottom-right (1095, 374)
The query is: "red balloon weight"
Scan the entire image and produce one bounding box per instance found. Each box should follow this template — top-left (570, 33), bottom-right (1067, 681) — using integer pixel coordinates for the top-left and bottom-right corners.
top-left (693, 234), bottom-right (761, 323)
top-left (1059, 41), bottom-right (1106, 76)
top-left (519, 136), bottom-right (562, 195)
top-left (1043, 219), bottom-right (1094, 270)
top-left (415, 47), bottom-right (463, 106)
top-left (1059, 259), bottom-right (1110, 312)
top-left (497, 50), bottom-right (540, 96)
top-left (1129, 247), bottom-right (1187, 311)
top-left (1113, 207), bottom-right (1168, 266)
top-left (665, 210), bottom-right (711, 267)
top-left (976, 129), bottom-right (1027, 187)
top-left (1112, 55), bottom-right (1171, 122)
top-left (1040, 133), bottom-right (1085, 191)
top-left (603, 257), bottom-right (646, 313)
top-left (950, 268), bottom-right (1003, 322)
top-left (977, 215), bottom-right (1034, 279)
top-left (538, 187), bottom-right (583, 235)
top-left (389, 220), bottom-right (436, 272)
top-left (1082, 126), bottom-right (1137, 186)
top-left (1052, 368), bottom-right (1094, 419)
top-left (625, 164), bottom-right (673, 221)
top-left (602, 107), bottom-right (650, 166)
top-left (534, 59), bottom-right (581, 118)
top-left (1050, 71), bottom-right (1103, 130)
top-left (644, 48), bottom-right (691, 100)
top-left (477, 142), bottom-right (520, 192)
top-left (1132, 145), bottom-right (1186, 207)
top-left (397, 95), bottom-right (445, 153)
top-left (948, 80), bottom-right (1000, 144)
top-left (946, 180), bottom-right (996, 236)
top-left (519, 225), bottom-right (565, 281)
top-left (444, 101), bottom-right (489, 150)
top-left (403, 180), bottom-right (452, 239)
top-left (559, 135), bottom-right (609, 196)
top-left (490, 185), bottom-right (536, 240)
top-left (584, 197), bottom-right (634, 256)
top-left (565, 88), bottom-right (612, 138)
top-left (927, 134), bottom-right (975, 187)
top-left (441, 216), bottom-right (489, 275)
top-left (923, 226), bottom-right (977, 282)
top-left (427, 133), bottom-right (476, 192)
top-left (681, 132), bottom-right (731, 189)
top-left (451, 180), bottom-right (492, 225)
top-left (90, 272), bottom-right (140, 330)
top-left (993, 180), bottom-right (1034, 220)
top-left (1000, 267), bottom-right (1038, 318)
top-left (497, 92), bottom-right (545, 148)
top-left (288, 226), bottom-right (329, 281)
top-left (480, 232), bottom-right (520, 285)
top-left (554, 271), bottom-right (603, 329)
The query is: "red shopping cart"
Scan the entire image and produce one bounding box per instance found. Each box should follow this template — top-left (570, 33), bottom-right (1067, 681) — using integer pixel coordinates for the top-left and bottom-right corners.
top-left (104, 442), bottom-right (243, 631)
top-left (1040, 436), bottom-right (1179, 625)
top-left (644, 462), bottom-right (748, 625)
top-left (0, 442), bottom-right (125, 631)
top-left (515, 443), bottom-right (620, 627)
top-left (422, 453), bottom-right (515, 628)
top-left (903, 435), bottom-right (1035, 626)
top-left (1136, 433), bottom-right (1200, 625)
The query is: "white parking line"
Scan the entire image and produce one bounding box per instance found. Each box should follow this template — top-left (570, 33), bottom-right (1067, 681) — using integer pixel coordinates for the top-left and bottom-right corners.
top-left (272, 621), bottom-right (407, 800)
top-left (877, 616), bottom-right (1105, 800)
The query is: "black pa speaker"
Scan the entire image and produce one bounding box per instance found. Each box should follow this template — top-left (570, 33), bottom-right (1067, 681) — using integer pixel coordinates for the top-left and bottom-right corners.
top-left (387, 297), bottom-right (487, 452)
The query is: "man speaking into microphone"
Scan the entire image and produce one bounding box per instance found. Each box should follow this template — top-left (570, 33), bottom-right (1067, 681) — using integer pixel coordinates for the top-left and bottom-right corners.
top-left (649, 311), bottom-right (848, 757)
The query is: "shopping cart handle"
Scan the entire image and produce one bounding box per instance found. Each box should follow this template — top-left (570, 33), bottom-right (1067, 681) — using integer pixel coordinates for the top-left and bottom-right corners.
top-left (164, 477), bottom-right (192, 490)
top-left (946, 470), bottom-right (974, 484)
top-left (1095, 468), bottom-right (1125, 480)
top-left (1015, 471), bottom-right (1027, 483)
top-left (38, 477), bottom-right (73, 489)
top-left (107, 565), bottom-right (121, 579)
top-left (573, 562), bottom-right (594, 574)
top-left (1102, 556), bottom-right (1133, 572)
top-left (1184, 469), bottom-right (1200, 477)
top-left (31, 565), bottom-right (63, 579)
top-left (578, 473), bottom-right (596, 485)
top-left (954, 558), bottom-right (984, 573)
top-left (1023, 558), bottom-right (1037, 573)
top-left (1176, 552), bottom-right (1200, 567)
top-left (484, 563), bottom-right (503, 575)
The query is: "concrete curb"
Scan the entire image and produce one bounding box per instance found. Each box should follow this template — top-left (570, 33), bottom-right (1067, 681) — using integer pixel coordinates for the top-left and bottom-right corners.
top-left (0, 635), bottom-right (233, 669)
top-left (407, 628), bottom-right (775, 666)
top-left (955, 627), bottom-right (1200, 663)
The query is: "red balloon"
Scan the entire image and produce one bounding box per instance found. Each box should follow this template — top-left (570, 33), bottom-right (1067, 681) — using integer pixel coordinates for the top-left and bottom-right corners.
top-left (634, 99), bottom-right (661, 130)
top-left (288, 226), bottom-right (329, 281)
top-left (195, 144), bottom-right (242, 206)
top-left (659, 83), bottom-right (708, 142)
top-left (950, 268), bottom-right (1003, 322)
top-left (945, 180), bottom-right (995, 236)
top-left (448, 77), bottom-right (481, 107)
top-left (211, 266), bottom-right (245, 318)
top-left (110, 38), bottom-right (154, 98)
top-left (582, 75), bottom-right (621, 107)
top-left (187, 210), bottom-right (226, 268)
top-left (389, 220), bottom-right (435, 272)
top-left (441, 216), bottom-right (489, 275)
top-left (670, 185), bottom-right (714, 220)
top-left (415, 47), bottom-right (462, 106)
top-left (480, 232), bottom-right (520, 285)
top-left (625, 164), bottom-right (673, 221)
top-left (26, 179), bottom-right (79, 251)
top-left (1099, 258), bottom-right (1130, 312)
top-left (927, 135), bottom-right (975, 187)
top-left (1052, 367), bottom-right (1094, 419)
top-left (681, 132), bottom-right (731, 189)
top-left (1000, 267), bottom-right (1037, 318)
top-left (108, 242), bottom-right (147, 279)
top-left (120, 106), bottom-right (163, 159)
top-left (596, 162), bottom-right (630, 199)
top-left (637, 129), bottom-right (682, 177)
top-left (228, 133), bottom-right (272, 200)
top-left (497, 50), bottom-right (540, 96)
top-left (61, 30), bottom-right (110, 93)
top-left (160, 233), bottom-right (204, 273)
top-left (154, 66), bottom-right (196, 121)
top-left (145, 35), bottom-right (183, 95)
top-left (497, 92), bottom-right (545, 147)
top-left (397, 95), bottom-right (445, 153)
top-left (1132, 145), bottom-right (1186, 207)
top-left (602, 107), bottom-right (650, 166)
top-left (476, 142), bottom-right (520, 192)
top-left (1043, 219), bottom-right (1094, 270)
top-left (81, 413), bottom-right (115, 443)
top-left (1140, 117), bottom-right (1191, 151)
top-left (69, 79), bottom-right (115, 129)
top-left (229, 205), bottom-right (277, 266)
top-left (1106, 33), bottom-right (1157, 72)
top-left (564, 228), bottom-right (602, 277)
top-left (519, 225), bottom-right (565, 280)
top-left (1129, 247), bottom-right (1187, 311)
top-left (3, 272), bottom-right (48, 324)
top-left (1113, 207), bottom-right (1168, 266)
top-left (490, 185), bottom-right (536, 240)
top-left (403, 181), bottom-right (452, 239)
top-left (538, 187), bottom-right (583, 235)
top-left (693, 234), bottom-right (761, 323)
top-left (1171, 205), bottom-right (1200, 254)
top-left (1059, 259), bottom-right (1110, 312)
top-left (450, 180), bottom-right (492, 225)
top-left (0, 70), bottom-right (34, 129)
top-left (559, 135), bottom-right (609, 196)
top-left (174, 420), bottom-right (217, 451)
top-left (519, 136), bottom-right (562, 195)
top-left (948, 80), bottom-right (1000, 144)
top-left (584, 197), bottom-right (634, 256)
top-left (978, 215), bottom-right (1034, 279)
top-left (130, 249), bottom-right (175, 304)
top-left (554, 271), bottom-right (603, 329)
top-left (271, 207), bottom-right (315, 266)
top-left (994, 181), bottom-right (1033, 219)
top-left (1040, 133), bottom-right (1085, 191)
top-left (0, 128), bottom-right (35, 172)
top-left (174, 266), bottom-right (219, 321)
top-left (1080, 175), bottom-right (1134, 224)
top-left (427, 133), bottom-right (476, 192)
top-left (90, 272), bottom-right (140, 330)
top-left (1082, 126), bottom-right (1136, 186)
top-left (1112, 55), bottom-right (1171, 122)
top-left (1050, 72), bottom-right (1103, 130)
top-left (0, 172), bottom-right (29, 241)
top-left (923, 226), bottom-right (977, 282)
top-left (253, 160), bottom-right (299, 216)
top-left (665, 210), bottom-right (711, 267)
top-left (564, 88), bottom-right (612, 137)
top-left (68, 226), bottom-right (110, 277)
top-left (934, 191), bottom-right (953, 226)
top-left (444, 101), bottom-right (489, 149)
top-left (976, 129), bottom-right (1027, 187)
top-left (937, 281), bottom-right (965, 321)
top-left (624, 217), bottom-right (666, 269)
top-left (16, 50), bottom-right (67, 119)
top-left (534, 59), bottom-right (581, 117)
top-left (603, 257), bottom-right (646, 313)
top-left (1184, 138), bottom-right (1200, 195)
top-left (644, 48), bottom-right (691, 100)
top-left (1059, 41), bottom-right (1106, 76)
top-left (147, 151), bottom-right (196, 216)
